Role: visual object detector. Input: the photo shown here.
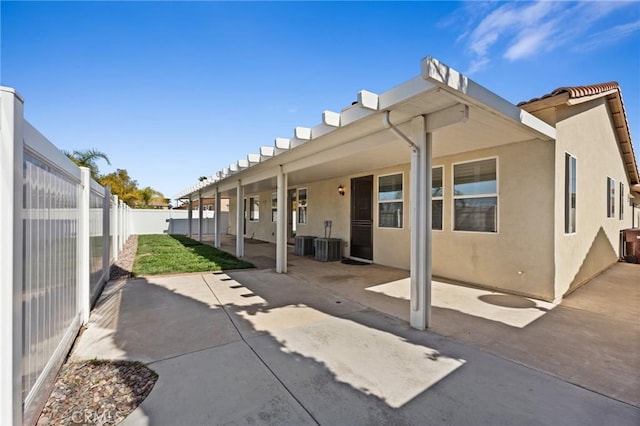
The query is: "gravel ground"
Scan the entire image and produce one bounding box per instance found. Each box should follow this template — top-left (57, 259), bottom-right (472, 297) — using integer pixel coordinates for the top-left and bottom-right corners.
top-left (37, 360), bottom-right (157, 426)
top-left (109, 235), bottom-right (138, 280)
top-left (37, 235), bottom-right (158, 426)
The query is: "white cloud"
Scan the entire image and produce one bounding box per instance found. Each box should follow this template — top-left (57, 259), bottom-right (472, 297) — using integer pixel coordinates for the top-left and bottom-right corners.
top-left (465, 57), bottom-right (490, 75)
top-left (473, 1), bottom-right (558, 53)
top-left (574, 20), bottom-right (640, 52)
top-left (445, 0), bottom-right (639, 74)
top-left (504, 23), bottom-right (557, 61)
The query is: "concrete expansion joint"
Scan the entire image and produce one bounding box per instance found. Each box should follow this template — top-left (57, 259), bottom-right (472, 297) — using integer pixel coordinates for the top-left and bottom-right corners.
top-left (446, 331), bottom-right (639, 409)
top-left (553, 303), bottom-right (636, 326)
top-left (199, 275), bottom-right (321, 425)
top-left (146, 338), bottom-right (245, 366)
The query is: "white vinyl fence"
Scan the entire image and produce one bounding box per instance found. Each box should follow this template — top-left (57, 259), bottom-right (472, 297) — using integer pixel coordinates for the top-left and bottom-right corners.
top-left (1, 87), bottom-right (132, 426)
top-left (129, 208), bottom-right (229, 236)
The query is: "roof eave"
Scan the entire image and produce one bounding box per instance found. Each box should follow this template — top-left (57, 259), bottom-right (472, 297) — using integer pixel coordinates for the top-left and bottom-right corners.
top-left (421, 56), bottom-right (556, 142)
top-left (176, 56), bottom-right (560, 199)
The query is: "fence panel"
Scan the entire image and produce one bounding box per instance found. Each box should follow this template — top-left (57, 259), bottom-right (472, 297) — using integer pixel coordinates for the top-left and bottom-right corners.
top-left (2, 86), bottom-right (130, 425)
top-left (21, 122), bottom-right (84, 425)
top-left (89, 182), bottom-right (106, 303)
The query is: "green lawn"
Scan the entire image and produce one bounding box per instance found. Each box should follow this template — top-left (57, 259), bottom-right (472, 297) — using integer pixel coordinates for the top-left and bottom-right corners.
top-left (132, 234), bottom-right (254, 276)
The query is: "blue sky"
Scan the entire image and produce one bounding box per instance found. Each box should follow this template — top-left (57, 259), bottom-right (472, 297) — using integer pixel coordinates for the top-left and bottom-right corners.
top-left (2, 1), bottom-right (639, 199)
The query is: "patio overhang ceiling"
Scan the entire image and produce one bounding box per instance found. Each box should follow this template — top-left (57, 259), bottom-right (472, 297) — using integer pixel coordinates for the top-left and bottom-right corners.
top-left (175, 57), bottom-right (555, 199)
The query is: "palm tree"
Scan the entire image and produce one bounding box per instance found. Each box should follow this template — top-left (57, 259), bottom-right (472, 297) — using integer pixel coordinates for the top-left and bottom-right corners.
top-left (63, 149), bottom-right (111, 178)
top-left (138, 186), bottom-right (155, 208)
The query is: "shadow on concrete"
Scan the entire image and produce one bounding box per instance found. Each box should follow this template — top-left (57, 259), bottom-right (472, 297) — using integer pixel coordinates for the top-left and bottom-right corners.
top-left (202, 234), bottom-right (640, 407)
top-left (76, 269), bottom-right (639, 424)
top-left (477, 294), bottom-right (549, 311)
top-left (77, 253), bottom-right (640, 424)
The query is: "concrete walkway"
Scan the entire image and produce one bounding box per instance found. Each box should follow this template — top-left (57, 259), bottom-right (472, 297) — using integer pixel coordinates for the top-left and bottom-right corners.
top-left (73, 267), bottom-right (640, 425)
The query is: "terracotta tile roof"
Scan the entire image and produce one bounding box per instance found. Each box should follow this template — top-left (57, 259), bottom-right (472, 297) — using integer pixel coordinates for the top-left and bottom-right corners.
top-left (519, 82), bottom-right (639, 186)
top-left (517, 82), bottom-right (619, 106)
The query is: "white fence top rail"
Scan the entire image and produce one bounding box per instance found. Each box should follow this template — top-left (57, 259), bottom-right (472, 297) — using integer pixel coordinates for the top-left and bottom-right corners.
top-left (23, 120), bottom-right (81, 181)
top-left (90, 178), bottom-right (105, 195)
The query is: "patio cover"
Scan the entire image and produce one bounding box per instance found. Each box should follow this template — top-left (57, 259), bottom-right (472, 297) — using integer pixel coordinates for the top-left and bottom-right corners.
top-left (175, 56), bottom-right (556, 329)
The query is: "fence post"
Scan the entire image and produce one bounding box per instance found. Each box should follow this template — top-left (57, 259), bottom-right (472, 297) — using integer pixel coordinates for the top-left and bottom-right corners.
top-left (112, 195), bottom-right (119, 261)
top-left (103, 187), bottom-right (111, 286)
top-left (78, 168), bottom-right (90, 324)
top-left (0, 87), bottom-right (25, 426)
top-left (118, 199), bottom-right (124, 252)
top-left (126, 204), bottom-right (130, 241)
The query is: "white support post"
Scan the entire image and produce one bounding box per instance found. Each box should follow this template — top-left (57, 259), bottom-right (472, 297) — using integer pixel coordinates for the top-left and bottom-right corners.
top-left (187, 196), bottom-right (193, 238)
top-left (409, 116), bottom-right (432, 330)
top-left (112, 195), bottom-right (119, 261)
top-left (214, 188), bottom-right (221, 248)
top-left (198, 190), bottom-right (203, 242)
top-left (78, 168), bottom-right (91, 325)
top-left (276, 166), bottom-right (288, 273)
top-left (236, 180), bottom-right (244, 257)
top-left (102, 187), bottom-right (111, 286)
top-left (0, 86), bottom-right (25, 426)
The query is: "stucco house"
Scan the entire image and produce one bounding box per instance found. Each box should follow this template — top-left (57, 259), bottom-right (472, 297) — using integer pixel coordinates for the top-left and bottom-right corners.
top-left (176, 56), bottom-right (639, 329)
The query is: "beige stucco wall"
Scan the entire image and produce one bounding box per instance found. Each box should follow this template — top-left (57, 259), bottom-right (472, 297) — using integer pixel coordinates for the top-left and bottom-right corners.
top-left (226, 139), bottom-right (557, 300)
top-left (293, 176), bottom-right (351, 250)
top-left (227, 191), bottom-right (277, 242)
top-left (371, 164), bottom-right (412, 269)
top-left (228, 166), bottom-right (412, 268)
top-left (295, 164), bottom-right (413, 270)
top-left (292, 164), bottom-right (413, 269)
top-left (552, 98), bottom-right (634, 298)
top-left (431, 139), bottom-right (556, 300)
top-left (634, 193), bottom-right (640, 228)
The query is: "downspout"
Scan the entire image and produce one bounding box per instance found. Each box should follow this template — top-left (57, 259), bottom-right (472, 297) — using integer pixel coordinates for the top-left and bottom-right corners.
top-left (382, 111), bottom-right (424, 315)
top-left (382, 111), bottom-right (419, 152)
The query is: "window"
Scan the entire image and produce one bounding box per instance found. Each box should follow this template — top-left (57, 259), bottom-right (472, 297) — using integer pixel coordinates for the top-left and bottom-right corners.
top-left (607, 177), bottom-right (615, 218)
top-left (564, 153), bottom-right (577, 234)
top-left (378, 173), bottom-right (403, 228)
top-left (249, 196), bottom-right (259, 221)
top-left (297, 188), bottom-right (307, 224)
top-left (620, 182), bottom-right (624, 220)
top-left (271, 192), bottom-right (277, 222)
top-left (432, 167), bottom-right (443, 230)
top-left (453, 158), bottom-right (497, 232)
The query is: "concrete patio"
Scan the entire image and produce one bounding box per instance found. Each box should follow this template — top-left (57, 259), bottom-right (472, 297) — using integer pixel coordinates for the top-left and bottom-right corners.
top-left (208, 234), bottom-right (640, 407)
top-left (71, 235), bottom-right (640, 425)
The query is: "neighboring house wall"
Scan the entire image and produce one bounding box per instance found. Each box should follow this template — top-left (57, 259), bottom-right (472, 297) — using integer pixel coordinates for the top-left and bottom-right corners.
top-left (130, 209), bottom-right (190, 234)
top-left (130, 209), bottom-right (229, 235)
top-left (551, 98), bottom-right (634, 298)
